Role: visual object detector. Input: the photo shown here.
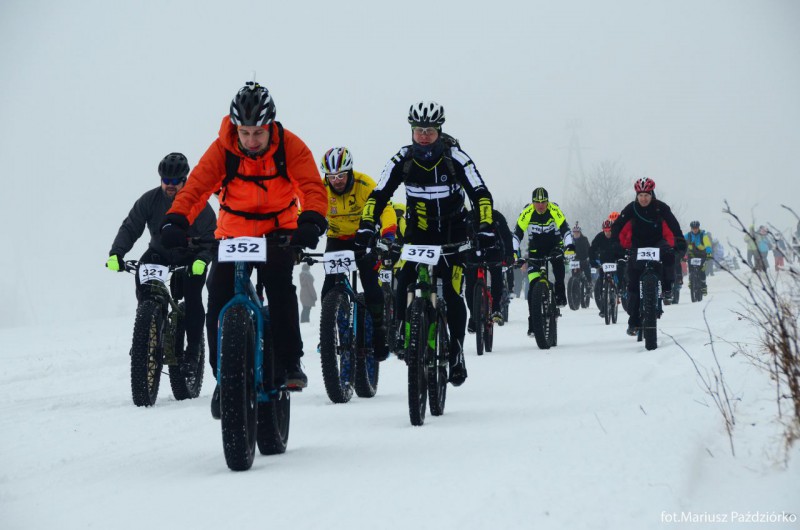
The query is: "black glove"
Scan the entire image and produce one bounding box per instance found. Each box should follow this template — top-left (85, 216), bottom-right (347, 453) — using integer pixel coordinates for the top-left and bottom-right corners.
top-left (355, 221), bottom-right (376, 248)
top-left (160, 213), bottom-right (190, 249)
top-left (290, 210), bottom-right (327, 249)
top-left (565, 243), bottom-right (576, 253)
top-left (476, 223), bottom-right (496, 248)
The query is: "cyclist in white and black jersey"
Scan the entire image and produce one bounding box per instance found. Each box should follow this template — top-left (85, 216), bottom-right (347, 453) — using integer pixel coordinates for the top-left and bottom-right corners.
top-left (356, 101), bottom-right (495, 387)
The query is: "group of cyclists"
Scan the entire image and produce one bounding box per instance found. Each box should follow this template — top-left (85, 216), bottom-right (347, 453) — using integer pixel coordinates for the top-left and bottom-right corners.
top-left (107, 79), bottom-right (711, 419)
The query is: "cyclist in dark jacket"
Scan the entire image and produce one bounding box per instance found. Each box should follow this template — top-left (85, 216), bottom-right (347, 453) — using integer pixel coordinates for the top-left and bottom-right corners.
top-left (107, 153), bottom-right (217, 364)
top-left (356, 101), bottom-right (495, 387)
top-left (610, 177), bottom-right (684, 336)
top-left (590, 219), bottom-right (627, 315)
top-left (570, 224), bottom-right (592, 285)
top-left (466, 209), bottom-right (515, 329)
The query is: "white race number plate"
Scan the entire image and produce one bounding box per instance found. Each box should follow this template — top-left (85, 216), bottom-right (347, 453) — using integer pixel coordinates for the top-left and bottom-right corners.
top-left (218, 237), bottom-right (267, 262)
top-left (637, 247), bottom-right (660, 261)
top-left (401, 245), bottom-right (441, 265)
top-left (138, 264), bottom-right (169, 284)
top-left (323, 250), bottom-right (357, 275)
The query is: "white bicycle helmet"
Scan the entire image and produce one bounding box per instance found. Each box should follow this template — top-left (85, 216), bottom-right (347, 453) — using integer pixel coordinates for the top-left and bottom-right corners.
top-left (320, 147), bottom-right (354, 174)
top-left (408, 100), bottom-right (445, 126)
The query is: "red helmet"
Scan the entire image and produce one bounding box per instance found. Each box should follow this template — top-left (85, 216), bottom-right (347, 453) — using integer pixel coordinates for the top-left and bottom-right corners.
top-left (602, 219), bottom-right (613, 230)
top-left (634, 177), bottom-right (655, 193)
top-left (608, 211), bottom-right (620, 222)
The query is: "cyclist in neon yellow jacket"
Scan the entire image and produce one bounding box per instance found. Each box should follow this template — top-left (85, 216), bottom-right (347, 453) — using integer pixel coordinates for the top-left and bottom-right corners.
top-left (513, 187), bottom-right (575, 334)
top-left (321, 147), bottom-right (396, 361)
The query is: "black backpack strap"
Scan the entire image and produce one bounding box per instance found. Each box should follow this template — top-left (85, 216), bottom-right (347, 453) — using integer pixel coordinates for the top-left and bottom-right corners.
top-left (218, 198), bottom-right (297, 222)
top-left (272, 122), bottom-right (288, 180)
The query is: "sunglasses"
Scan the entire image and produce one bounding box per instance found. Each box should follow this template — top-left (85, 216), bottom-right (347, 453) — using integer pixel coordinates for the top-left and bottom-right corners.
top-left (161, 177), bottom-right (185, 186)
top-left (411, 126), bottom-right (438, 136)
top-left (326, 171), bottom-right (348, 182)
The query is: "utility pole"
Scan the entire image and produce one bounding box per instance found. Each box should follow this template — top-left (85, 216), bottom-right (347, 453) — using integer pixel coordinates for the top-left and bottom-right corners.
top-left (564, 120), bottom-right (586, 191)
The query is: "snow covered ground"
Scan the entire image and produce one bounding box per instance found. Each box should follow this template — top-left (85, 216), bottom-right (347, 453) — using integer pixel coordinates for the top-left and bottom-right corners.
top-left (1, 272), bottom-right (798, 530)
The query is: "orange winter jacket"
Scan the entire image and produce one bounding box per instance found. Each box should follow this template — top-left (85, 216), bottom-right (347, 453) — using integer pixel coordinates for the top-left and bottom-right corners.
top-left (168, 117), bottom-right (328, 238)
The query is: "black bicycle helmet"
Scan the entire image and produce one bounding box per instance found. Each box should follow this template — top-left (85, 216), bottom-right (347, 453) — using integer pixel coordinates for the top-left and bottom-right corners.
top-left (690, 220), bottom-right (700, 229)
top-left (531, 187), bottom-right (549, 202)
top-left (230, 81), bottom-right (276, 126)
top-left (158, 152), bottom-right (190, 180)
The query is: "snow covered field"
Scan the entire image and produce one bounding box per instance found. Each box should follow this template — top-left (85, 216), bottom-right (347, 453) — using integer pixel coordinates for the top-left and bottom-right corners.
top-left (1, 272), bottom-right (798, 530)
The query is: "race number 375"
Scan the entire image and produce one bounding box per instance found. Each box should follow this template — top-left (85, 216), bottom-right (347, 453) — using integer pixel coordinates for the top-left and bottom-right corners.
top-left (401, 245), bottom-right (441, 265)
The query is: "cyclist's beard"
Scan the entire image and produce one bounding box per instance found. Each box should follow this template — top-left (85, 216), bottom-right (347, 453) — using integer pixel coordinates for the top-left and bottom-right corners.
top-left (241, 144), bottom-right (269, 159)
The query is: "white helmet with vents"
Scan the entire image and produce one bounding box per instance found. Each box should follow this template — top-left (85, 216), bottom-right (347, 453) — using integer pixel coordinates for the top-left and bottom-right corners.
top-left (408, 101), bottom-right (445, 126)
top-left (320, 147), bottom-right (353, 174)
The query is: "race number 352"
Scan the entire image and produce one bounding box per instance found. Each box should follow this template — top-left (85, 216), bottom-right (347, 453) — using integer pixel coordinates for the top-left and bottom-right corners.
top-left (218, 237), bottom-right (267, 262)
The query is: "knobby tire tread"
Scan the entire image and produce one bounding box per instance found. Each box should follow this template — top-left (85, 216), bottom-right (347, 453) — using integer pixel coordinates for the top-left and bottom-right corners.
top-left (319, 290), bottom-right (355, 404)
top-left (130, 300), bottom-right (164, 407)
top-left (473, 280), bottom-right (485, 356)
top-left (428, 310), bottom-right (448, 417)
top-left (168, 301), bottom-right (205, 401)
top-left (354, 293), bottom-right (380, 398)
top-left (530, 281), bottom-right (551, 350)
top-left (641, 274), bottom-right (659, 351)
top-left (220, 305), bottom-right (257, 471)
top-left (407, 298), bottom-right (428, 426)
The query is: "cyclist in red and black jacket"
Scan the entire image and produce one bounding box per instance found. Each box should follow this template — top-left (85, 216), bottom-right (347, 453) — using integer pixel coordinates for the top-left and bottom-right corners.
top-left (610, 177), bottom-right (685, 336)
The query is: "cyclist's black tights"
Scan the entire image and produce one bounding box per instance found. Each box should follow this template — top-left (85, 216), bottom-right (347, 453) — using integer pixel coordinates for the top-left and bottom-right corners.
top-left (205, 246), bottom-right (300, 377)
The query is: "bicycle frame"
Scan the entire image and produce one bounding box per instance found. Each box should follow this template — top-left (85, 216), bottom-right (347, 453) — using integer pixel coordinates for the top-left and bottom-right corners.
top-left (217, 261), bottom-right (278, 403)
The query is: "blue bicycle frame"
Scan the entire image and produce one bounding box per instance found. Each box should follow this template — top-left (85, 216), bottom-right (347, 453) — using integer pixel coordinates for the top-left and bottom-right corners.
top-left (217, 261), bottom-right (278, 404)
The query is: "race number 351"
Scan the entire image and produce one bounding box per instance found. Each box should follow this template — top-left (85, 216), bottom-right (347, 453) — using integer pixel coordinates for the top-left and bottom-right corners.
top-left (637, 247), bottom-right (660, 261)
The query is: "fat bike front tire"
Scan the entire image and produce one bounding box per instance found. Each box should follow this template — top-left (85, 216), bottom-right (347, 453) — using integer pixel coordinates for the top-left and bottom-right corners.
top-left (130, 300), bottom-right (164, 407)
top-left (529, 282), bottom-right (551, 350)
top-left (641, 275), bottom-right (659, 351)
top-left (407, 298), bottom-right (429, 426)
top-left (567, 276), bottom-right (581, 311)
top-left (319, 290), bottom-right (355, 404)
top-left (219, 305), bottom-right (257, 471)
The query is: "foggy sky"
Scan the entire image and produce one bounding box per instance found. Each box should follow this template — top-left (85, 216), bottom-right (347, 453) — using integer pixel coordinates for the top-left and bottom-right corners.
top-left (1, 0), bottom-right (798, 327)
